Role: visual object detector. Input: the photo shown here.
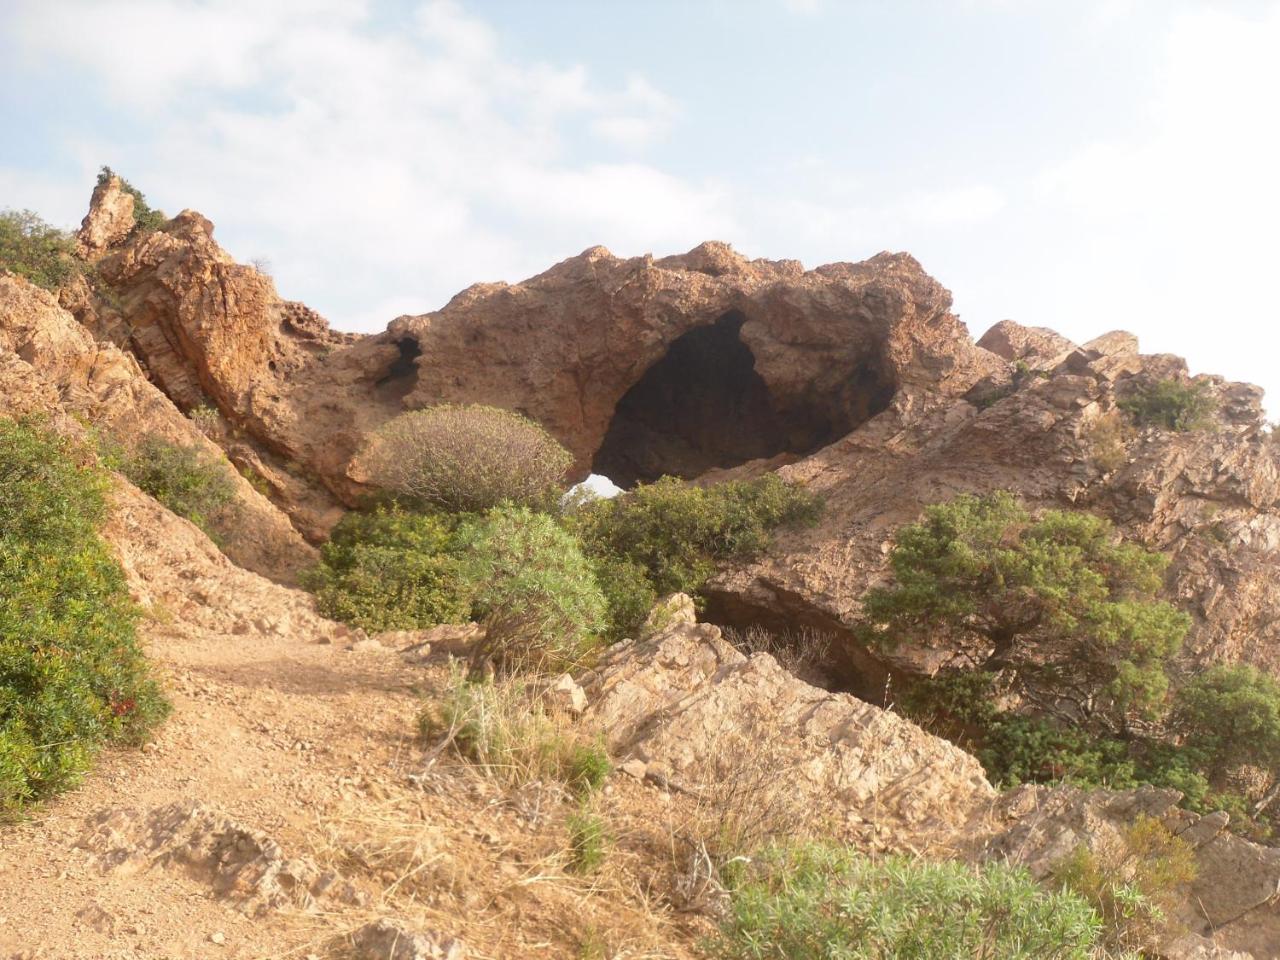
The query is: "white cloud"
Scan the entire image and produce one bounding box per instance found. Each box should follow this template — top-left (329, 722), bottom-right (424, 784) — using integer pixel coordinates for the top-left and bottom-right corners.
top-left (901, 185), bottom-right (1007, 227)
top-left (3, 0), bottom-right (721, 327)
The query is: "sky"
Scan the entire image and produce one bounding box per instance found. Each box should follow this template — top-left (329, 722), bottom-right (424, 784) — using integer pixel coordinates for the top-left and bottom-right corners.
top-left (2, 0), bottom-right (1278, 409)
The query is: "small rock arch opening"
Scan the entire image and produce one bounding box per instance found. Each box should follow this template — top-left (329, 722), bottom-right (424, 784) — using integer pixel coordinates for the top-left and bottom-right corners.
top-left (375, 337), bottom-right (422, 401)
top-left (592, 310), bottom-right (891, 488)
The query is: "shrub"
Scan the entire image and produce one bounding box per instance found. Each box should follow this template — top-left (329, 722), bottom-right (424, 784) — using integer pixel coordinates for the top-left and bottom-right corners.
top-left (455, 506), bottom-right (606, 674)
top-left (1118, 378), bottom-right (1215, 432)
top-left (361, 404), bottom-right (572, 513)
top-left (862, 492), bottom-right (1188, 733)
top-left (0, 209), bottom-right (81, 291)
top-left (566, 803), bottom-right (609, 875)
top-left (1173, 663), bottom-right (1280, 785)
top-left (572, 474), bottom-right (821, 635)
top-left (1084, 409), bottom-right (1131, 473)
top-left (590, 556), bottom-right (657, 643)
top-left (120, 435), bottom-right (236, 537)
top-left (706, 843), bottom-right (1120, 960)
top-left (1, 418), bottom-right (167, 813)
top-left (97, 166), bottom-right (167, 233)
top-left (419, 665), bottom-right (610, 792)
top-left (307, 506), bottom-right (471, 631)
top-left (1052, 816), bottom-right (1196, 954)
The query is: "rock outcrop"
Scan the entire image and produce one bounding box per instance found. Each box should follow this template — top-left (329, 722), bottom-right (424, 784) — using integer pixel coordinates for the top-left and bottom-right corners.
top-left (984, 784), bottom-right (1280, 959)
top-left (57, 182), bottom-right (1280, 685)
top-left (0, 274), bottom-right (314, 582)
top-left (580, 595), bottom-right (995, 849)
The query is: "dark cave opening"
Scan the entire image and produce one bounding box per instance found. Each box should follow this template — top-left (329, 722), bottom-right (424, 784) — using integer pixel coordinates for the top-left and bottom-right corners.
top-left (374, 337), bottom-right (422, 400)
top-left (593, 311), bottom-right (853, 488)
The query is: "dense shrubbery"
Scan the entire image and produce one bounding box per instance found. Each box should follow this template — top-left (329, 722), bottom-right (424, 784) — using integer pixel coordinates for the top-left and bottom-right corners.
top-left (573, 474), bottom-right (821, 640)
top-left (120, 435), bottom-right (236, 538)
top-left (97, 166), bottom-right (167, 233)
top-left (308, 506), bottom-right (471, 631)
top-left (706, 843), bottom-right (1124, 960)
top-left (0, 419), bottom-right (167, 813)
top-left (864, 492), bottom-right (1188, 734)
top-left (1118, 378), bottom-right (1216, 432)
top-left (1173, 663), bottom-right (1280, 783)
top-left (0, 209), bottom-right (81, 291)
top-left (457, 506), bottom-right (607, 673)
top-left (362, 404), bottom-right (572, 513)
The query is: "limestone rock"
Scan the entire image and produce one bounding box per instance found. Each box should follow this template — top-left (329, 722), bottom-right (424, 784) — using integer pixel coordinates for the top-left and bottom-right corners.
top-left (347, 919), bottom-right (465, 960)
top-left (77, 174), bottom-right (136, 256)
top-left (983, 784), bottom-right (1280, 958)
top-left (580, 607), bottom-right (995, 842)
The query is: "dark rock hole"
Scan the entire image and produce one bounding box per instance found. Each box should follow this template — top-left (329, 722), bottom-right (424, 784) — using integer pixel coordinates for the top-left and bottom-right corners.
top-left (592, 310), bottom-right (891, 488)
top-left (375, 337), bottom-right (422, 400)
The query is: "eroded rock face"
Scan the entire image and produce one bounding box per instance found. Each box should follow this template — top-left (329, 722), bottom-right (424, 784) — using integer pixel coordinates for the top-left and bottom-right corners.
top-left (77, 175), bottom-right (136, 256)
top-left (984, 784), bottom-right (1280, 959)
top-left (709, 321), bottom-right (1280, 690)
top-left (580, 596), bottom-right (995, 847)
top-left (0, 275), bottom-right (314, 582)
top-left (77, 213), bottom-right (1001, 524)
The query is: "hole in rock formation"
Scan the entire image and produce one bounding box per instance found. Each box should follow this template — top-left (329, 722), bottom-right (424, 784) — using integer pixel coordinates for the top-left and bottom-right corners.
top-left (592, 311), bottom-right (891, 488)
top-left (374, 337), bottom-right (422, 401)
top-left (701, 590), bottom-right (893, 704)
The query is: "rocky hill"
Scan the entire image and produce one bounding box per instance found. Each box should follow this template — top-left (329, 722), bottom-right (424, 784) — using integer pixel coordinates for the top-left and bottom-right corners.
top-left (0, 177), bottom-right (1277, 958)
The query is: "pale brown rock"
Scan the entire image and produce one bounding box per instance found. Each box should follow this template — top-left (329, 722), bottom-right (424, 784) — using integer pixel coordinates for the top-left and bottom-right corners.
top-left (580, 599), bottom-right (995, 843)
top-left (77, 175), bottom-right (136, 256)
top-left (983, 784), bottom-right (1280, 958)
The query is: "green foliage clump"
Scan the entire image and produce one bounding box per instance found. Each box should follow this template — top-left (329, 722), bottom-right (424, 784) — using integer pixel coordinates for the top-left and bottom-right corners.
top-left (0, 209), bottom-right (81, 291)
top-left (572, 474), bottom-right (821, 640)
top-left (362, 404), bottom-right (572, 513)
top-left (120, 435), bottom-right (236, 537)
top-left (863, 492), bottom-right (1188, 733)
top-left (1052, 816), bottom-right (1197, 954)
top-left (1173, 663), bottom-right (1280, 784)
top-left (307, 506), bottom-right (471, 632)
top-left (418, 665), bottom-right (610, 793)
top-left (97, 166), bottom-right (167, 233)
top-left (457, 505), bottom-right (607, 673)
top-left (1, 418), bottom-right (167, 813)
top-left (706, 843), bottom-right (1122, 960)
top-left (566, 804), bottom-right (609, 875)
top-left (1118, 378), bottom-right (1216, 432)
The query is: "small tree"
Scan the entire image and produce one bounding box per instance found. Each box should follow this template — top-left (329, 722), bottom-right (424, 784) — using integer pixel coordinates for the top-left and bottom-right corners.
top-left (862, 492), bottom-right (1188, 733)
top-left (1174, 664), bottom-right (1280, 786)
top-left (455, 505), bottom-right (606, 674)
top-left (0, 209), bottom-right (81, 291)
top-left (362, 404), bottom-right (572, 513)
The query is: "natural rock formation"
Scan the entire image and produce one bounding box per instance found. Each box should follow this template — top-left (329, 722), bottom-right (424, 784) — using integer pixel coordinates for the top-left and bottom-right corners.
top-left (0, 274), bottom-right (314, 582)
top-left (580, 595), bottom-right (995, 847)
top-left (77, 174), bottom-right (136, 256)
top-left (61, 183), bottom-right (1280, 683)
top-left (984, 784), bottom-right (1280, 958)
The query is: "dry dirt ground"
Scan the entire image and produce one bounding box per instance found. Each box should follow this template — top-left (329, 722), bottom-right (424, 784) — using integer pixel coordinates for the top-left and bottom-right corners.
top-left (0, 486), bottom-right (710, 960)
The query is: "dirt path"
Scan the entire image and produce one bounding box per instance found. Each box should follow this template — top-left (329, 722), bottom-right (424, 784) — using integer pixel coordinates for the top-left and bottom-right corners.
top-left (0, 487), bottom-right (701, 960)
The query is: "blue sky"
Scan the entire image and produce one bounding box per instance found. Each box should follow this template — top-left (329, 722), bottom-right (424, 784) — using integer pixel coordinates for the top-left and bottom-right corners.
top-left (2, 0), bottom-right (1278, 408)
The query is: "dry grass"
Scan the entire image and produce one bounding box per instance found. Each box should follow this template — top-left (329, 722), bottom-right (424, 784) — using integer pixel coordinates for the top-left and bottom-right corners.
top-left (721, 624), bottom-right (835, 684)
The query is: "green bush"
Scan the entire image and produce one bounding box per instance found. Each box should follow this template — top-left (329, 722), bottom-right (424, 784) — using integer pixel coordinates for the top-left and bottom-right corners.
top-left (361, 404), bottom-right (572, 513)
top-left (456, 505), bottom-right (606, 673)
top-left (97, 166), bottom-right (167, 233)
top-left (572, 474), bottom-right (820, 638)
top-left (706, 843), bottom-right (1123, 960)
top-left (120, 435), bottom-right (236, 537)
top-left (589, 556), bottom-right (657, 643)
top-left (1, 418), bottom-right (167, 813)
top-left (307, 506), bottom-right (471, 631)
top-left (1118, 378), bottom-right (1215, 432)
top-left (1174, 663), bottom-right (1280, 785)
top-left (419, 665), bottom-right (610, 792)
top-left (863, 492), bottom-right (1188, 733)
top-left (0, 209), bottom-right (81, 291)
